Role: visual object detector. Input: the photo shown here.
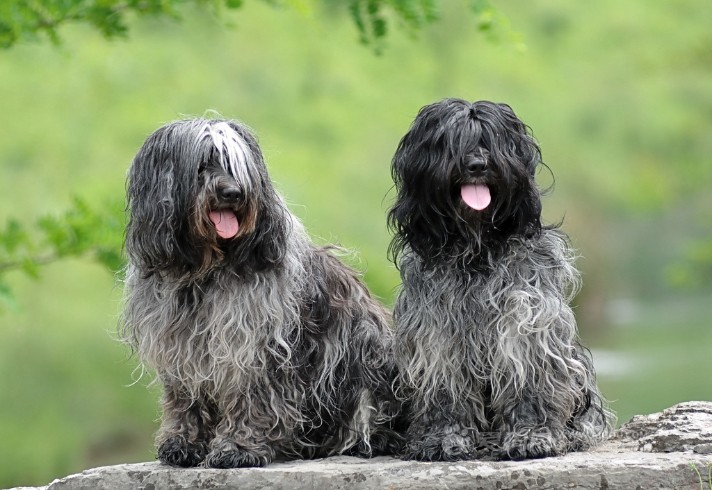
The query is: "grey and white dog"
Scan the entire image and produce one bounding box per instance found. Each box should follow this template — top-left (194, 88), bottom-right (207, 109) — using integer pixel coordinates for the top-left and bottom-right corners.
top-left (388, 99), bottom-right (613, 461)
top-left (122, 118), bottom-right (400, 468)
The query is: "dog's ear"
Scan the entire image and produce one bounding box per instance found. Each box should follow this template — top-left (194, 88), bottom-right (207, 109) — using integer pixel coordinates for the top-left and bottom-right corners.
top-left (126, 123), bottom-right (201, 273)
top-left (388, 101), bottom-right (470, 264)
top-left (512, 185), bottom-right (543, 238)
top-left (388, 137), bottom-right (454, 266)
top-left (516, 132), bottom-right (541, 178)
top-left (242, 187), bottom-right (290, 270)
top-left (492, 103), bottom-right (541, 177)
top-left (388, 130), bottom-right (426, 263)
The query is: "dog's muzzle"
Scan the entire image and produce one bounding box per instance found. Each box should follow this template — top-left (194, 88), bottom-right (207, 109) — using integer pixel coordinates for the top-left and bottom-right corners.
top-left (460, 153), bottom-right (491, 211)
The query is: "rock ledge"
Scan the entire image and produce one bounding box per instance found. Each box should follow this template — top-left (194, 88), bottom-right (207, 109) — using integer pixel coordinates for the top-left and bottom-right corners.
top-left (22, 402), bottom-right (712, 490)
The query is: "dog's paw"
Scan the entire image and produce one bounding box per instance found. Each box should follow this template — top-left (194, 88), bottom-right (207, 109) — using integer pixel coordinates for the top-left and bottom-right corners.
top-left (497, 429), bottom-right (561, 460)
top-left (405, 429), bottom-right (476, 461)
top-left (440, 433), bottom-right (476, 460)
top-left (157, 435), bottom-right (207, 467)
top-left (205, 442), bottom-right (269, 468)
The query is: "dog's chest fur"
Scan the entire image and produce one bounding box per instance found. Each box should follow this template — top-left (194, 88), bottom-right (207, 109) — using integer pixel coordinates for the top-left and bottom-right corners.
top-left (395, 229), bottom-right (584, 423)
top-left (124, 253), bottom-right (308, 400)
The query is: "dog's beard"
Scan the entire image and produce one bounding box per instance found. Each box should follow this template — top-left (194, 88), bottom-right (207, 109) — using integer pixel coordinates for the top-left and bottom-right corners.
top-left (389, 171), bottom-right (538, 267)
top-left (189, 155), bottom-right (285, 277)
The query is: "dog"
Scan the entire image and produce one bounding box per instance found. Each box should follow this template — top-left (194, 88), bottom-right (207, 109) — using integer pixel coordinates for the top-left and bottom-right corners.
top-left (121, 118), bottom-right (400, 468)
top-left (387, 99), bottom-right (613, 461)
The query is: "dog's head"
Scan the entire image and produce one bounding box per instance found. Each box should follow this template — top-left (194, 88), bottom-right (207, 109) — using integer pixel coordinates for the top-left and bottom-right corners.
top-left (388, 99), bottom-right (544, 264)
top-left (126, 118), bottom-right (288, 276)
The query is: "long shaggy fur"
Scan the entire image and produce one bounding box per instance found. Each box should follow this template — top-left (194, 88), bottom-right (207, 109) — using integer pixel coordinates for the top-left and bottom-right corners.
top-left (122, 118), bottom-right (400, 468)
top-left (388, 99), bottom-right (614, 461)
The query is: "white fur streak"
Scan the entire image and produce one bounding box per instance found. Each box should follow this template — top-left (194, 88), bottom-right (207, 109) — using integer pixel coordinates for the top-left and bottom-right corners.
top-left (200, 121), bottom-right (254, 189)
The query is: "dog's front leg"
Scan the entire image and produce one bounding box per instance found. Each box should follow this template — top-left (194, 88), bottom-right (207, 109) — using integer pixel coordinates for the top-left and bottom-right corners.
top-left (496, 392), bottom-right (568, 460)
top-left (204, 398), bottom-right (277, 468)
top-left (156, 385), bottom-right (217, 467)
top-left (402, 400), bottom-right (479, 461)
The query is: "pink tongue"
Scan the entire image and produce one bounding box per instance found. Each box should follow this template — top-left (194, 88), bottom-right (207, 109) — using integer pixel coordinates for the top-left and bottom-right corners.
top-left (461, 184), bottom-right (491, 211)
top-left (209, 210), bottom-right (239, 239)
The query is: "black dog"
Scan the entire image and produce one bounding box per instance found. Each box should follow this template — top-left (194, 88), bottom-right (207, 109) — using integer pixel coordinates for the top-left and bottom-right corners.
top-left (388, 99), bottom-right (613, 461)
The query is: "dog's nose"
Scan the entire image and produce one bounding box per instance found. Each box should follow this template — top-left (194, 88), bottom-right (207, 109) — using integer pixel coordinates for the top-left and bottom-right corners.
top-left (465, 157), bottom-right (487, 175)
top-left (219, 187), bottom-right (243, 202)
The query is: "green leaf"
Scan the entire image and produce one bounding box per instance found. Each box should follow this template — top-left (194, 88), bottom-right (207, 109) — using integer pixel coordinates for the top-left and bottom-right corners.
top-left (372, 16), bottom-right (386, 39)
top-left (0, 220), bottom-right (29, 254)
top-left (20, 258), bottom-right (41, 280)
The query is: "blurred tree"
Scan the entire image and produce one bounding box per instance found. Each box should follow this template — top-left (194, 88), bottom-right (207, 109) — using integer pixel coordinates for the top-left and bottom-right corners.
top-left (0, 198), bottom-right (125, 312)
top-left (0, 0), bottom-right (496, 49)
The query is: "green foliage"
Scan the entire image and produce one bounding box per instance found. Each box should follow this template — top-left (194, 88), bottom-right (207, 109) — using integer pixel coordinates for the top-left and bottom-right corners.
top-left (348, 0), bottom-right (439, 47)
top-left (346, 0), bottom-right (514, 50)
top-left (0, 0), bottom-right (181, 47)
top-left (0, 0), bottom-right (471, 48)
top-left (0, 197), bottom-right (125, 311)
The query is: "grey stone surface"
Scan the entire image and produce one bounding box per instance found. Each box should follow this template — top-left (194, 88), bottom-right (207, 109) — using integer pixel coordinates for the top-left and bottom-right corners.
top-left (621, 400), bottom-right (712, 454)
top-left (20, 401), bottom-right (712, 490)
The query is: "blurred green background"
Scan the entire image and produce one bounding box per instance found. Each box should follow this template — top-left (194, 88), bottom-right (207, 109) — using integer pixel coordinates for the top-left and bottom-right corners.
top-left (1, 0), bottom-right (711, 486)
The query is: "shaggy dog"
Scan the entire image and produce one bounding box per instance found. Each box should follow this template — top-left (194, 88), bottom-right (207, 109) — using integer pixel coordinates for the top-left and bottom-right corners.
top-left (387, 99), bottom-right (613, 461)
top-left (122, 118), bottom-right (399, 468)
